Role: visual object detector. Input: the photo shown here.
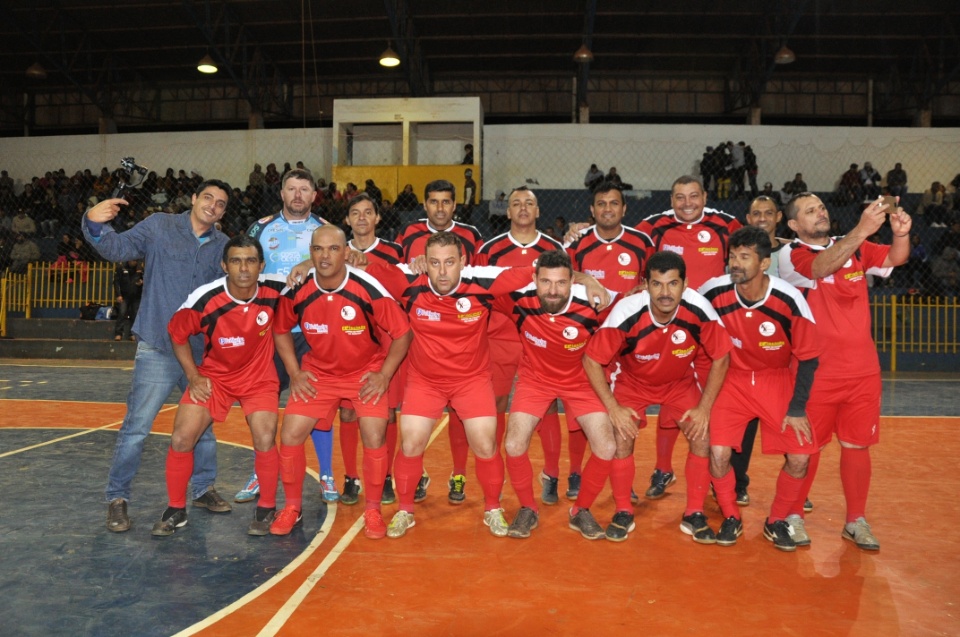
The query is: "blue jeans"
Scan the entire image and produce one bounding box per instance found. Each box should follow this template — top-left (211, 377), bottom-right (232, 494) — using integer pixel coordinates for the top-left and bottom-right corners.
top-left (104, 341), bottom-right (217, 502)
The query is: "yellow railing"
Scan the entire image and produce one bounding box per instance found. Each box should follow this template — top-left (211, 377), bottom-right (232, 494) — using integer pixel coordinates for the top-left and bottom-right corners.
top-left (871, 295), bottom-right (960, 371)
top-left (1, 262), bottom-right (117, 335)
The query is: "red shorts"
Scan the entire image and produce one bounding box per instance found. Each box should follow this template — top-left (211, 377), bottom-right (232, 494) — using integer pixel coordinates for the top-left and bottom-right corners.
top-left (284, 373), bottom-right (389, 427)
top-left (612, 376), bottom-right (701, 430)
top-left (489, 338), bottom-right (522, 396)
top-left (402, 367), bottom-right (495, 420)
top-left (510, 375), bottom-right (605, 431)
top-left (806, 373), bottom-right (882, 447)
top-left (180, 385), bottom-right (278, 423)
top-left (388, 358), bottom-right (408, 409)
top-left (710, 368), bottom-right (814, 455)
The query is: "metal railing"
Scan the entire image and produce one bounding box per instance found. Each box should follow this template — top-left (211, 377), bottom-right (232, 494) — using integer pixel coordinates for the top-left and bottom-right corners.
top-left (872, 294), bottom-right (960, 371)
top-left (1, 262), bottom-right (116, 335)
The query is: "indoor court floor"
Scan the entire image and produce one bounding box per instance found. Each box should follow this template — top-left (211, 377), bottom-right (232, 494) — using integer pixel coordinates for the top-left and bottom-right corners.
top-left (1, 360), bottom-right (958, 637)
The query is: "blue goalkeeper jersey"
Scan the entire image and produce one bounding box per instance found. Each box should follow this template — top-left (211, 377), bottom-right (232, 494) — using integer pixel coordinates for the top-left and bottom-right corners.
top-left (247, 212), bottom-right (326, 277)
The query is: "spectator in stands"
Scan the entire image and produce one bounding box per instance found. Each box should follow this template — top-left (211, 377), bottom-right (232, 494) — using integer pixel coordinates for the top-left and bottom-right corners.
top-left (264, 163), bottom-right (281, 187)
top-left (836, 163), bottom-right (862, 205)
top-left (461, 169), bottom-right (478, 224)
top-left (248, 164), bottom-right (265, 190)
top-left (92, 168), bottom-right (114, 198)
top-left (113, 259), bottom-right (143, 341)
top-left (715, 144), bottom-right (733, 199)
top-left (364, 178), bottom-right (383, 208)
top-left (11, 208), bottom-right (37, 236)
top-left (785, 173), bottom-right (808, 197)
top-left (9, 233), bottom-right (40, 273)
top-left (919, 181), bottom-right (949, 227)
top-left (0, 170), bottom-right (14, 196)
top-left (488, 189), bottom-right (508, 235)
top-left (759, 182), bottom-right (782, 207)
top-left (584, 164), bottom-right (604, 191)
top-left (744, 144), bottom-right (759, 198)
top-left (394, 183), bottom-right (419, 212)
top-left (930, 246), bottom-right (959, 295)
top-left (462, 143), bottom-right (474, 165)
top-left (553, 215), bottom-right (568, 240)
top-left (605, 166), bottom-right (633, 190)
top-left (886, 163), bottom-right (908, 196)
top-left (900, 233), bottom-right (931, 290)
top-left (379, 198), bottom-right (401, 239)
top-left (948, 174), bottom-right (960, 211)
top-left (860, 162), bottom-right (882, 200)
top-left (0, 206), bottom-right (11, 234)
top-left (729, 141), bottom-right (746, 198)
top-left (934, 219), bottom-right (960, 255)
top-left (700, 146), bottom-right (718, 196)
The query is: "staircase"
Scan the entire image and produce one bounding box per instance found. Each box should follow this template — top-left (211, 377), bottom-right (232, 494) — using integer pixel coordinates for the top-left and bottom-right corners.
top-left (0, 318), bottom-right (136, 360)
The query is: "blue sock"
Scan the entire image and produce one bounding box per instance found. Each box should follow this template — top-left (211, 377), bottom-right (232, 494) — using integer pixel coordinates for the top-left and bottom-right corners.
top-left (310, 428), bottom-right (335, 477)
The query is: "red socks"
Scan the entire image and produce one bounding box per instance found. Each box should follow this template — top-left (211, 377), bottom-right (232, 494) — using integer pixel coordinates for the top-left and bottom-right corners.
top-left (770, 469), bottom-right (804, 522)
top-left (568, 429), bottom-right (587, 475)
top-left (362, 444), bottom-right (388, 510)
top-left (683, 453), bottom-right (710, 517)
top-left (254, 447), bottom-right (280, 509)
top-left (447, 410), bottom-right (469, 475)
top-left (655, 426), bottom-right (680, 473)
top-left (278, 444), bottom-right (306, 511)
top-left (538, 412), bottom-right (562, 478)
top-left (840, 446), bottom-right (872, 522)
top-left (474, 454), bottom-right (505, 510)
top-left (505, 452), bottom-right (537, 511)
top-left (574, 455), bottom-right (612, 510)
top-left (791, 450), bottom-right (820, 517)
top-left (386, 421), bottom-right (398, 475)
top-left (165, 448), bottom-right (193, 508)
top-left (339, 417), bottom-right (360, 478)
top-left (609, 457), bottom-right (636, 512)
top-left (393, 451), bottom-right (423, 512)
top-left (712, 468), bottom-right (739, 519)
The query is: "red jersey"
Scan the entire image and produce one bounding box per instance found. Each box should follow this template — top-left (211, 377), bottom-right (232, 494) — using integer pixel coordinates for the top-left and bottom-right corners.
top-left (168, 274), bottom-right (286, 396)
top-left (396, 219), bottom-right (483, 264)
top-left (638, 207), bottom-right (742, 289)
top-left (585, 288), bottom-right (732, 390)
top-left (698, 274), bottom-right (819, 372)
top-left (492, 283), bottom-right (610, 388)
top-left (565, 225), bottom-right (653, 294)
top-left (349, 237), bottom-right (404, 267)
top-left (476, 231), bottom-right (564, 341)
top-left (367, 263), bottom-right (534, 383)
top-left (275, 265), bottom-right (411, 379)
top-left (778, 238), bottom-right (891, 379)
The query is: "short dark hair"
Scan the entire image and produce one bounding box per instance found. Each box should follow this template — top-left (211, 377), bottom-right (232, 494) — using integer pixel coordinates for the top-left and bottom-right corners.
top-left (222, 234), bottom-right (263, 263)
top-left (750, 195), bottom-right (780, 210)
top-left (729, 226), bottom-right (772, 261)
top-left (592, 181), bottom-right (624, 201)
top-left (425, 179), bottom-right (456, 201)
top-left (425, 230), bottom-right (463, 256)
top-left (347, 192), bottom-right (379, 214)
top-left (282, 168), bottom-right (315, 189)
top-left (645, 250), bottom-right (686, 281)
top-left (535, 249), bottom-right (572, 276)
top-left (195, 179), bottom-right (232, 200)
top-left (671, 175), bottom-right (704, 192)
top-left (783, 191), bottom-right (817, 221)
top-left (508, 185), bottom-right (535, 199)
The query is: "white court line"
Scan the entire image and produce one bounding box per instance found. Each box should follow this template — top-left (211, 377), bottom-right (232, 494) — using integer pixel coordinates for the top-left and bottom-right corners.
top-left (0, 362), bottom-right (135, 370)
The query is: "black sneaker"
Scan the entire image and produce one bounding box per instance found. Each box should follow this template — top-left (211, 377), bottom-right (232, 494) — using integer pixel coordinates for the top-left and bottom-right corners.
top-left (448, 474), bottom-right (466, 504)
top-left (630, 489), bottom-right (640, 505)
top-left (680, 512), bottom-right (717, 544)
top-left (736, 488), bottom-right (750, 506)
top-left (248, 506), bottom-right (276, 536)
top-left (381, 475), bottom-right (396, 505)
top-left (605, 511), bottom-right (636, 542)
top-left (565, 472), bottom-right (581, 500)
top-left (151, 507), bottom-right (187, 537)
top-left (539, 472), bottom-right (559, 505)
top-left (106, 498), bottom-right (131, 533)
top-left (507, 507), bottom-right (540, 539)
top-left (645, 469), bottom-right (676, 499)
top-left (414, 472), bottom-right (430, 503)
top-left (764, 518), bottom-right (797, 552)
top-left (341, 476), bottom-right (362, 506)
top-left (804, 498), bottom-right (814, 512)
top-left (569, 507), bottom-right (605, 540)
top-left (716, 516), bottom-right (743, 546)
top-left (192, 488), bottom-right (232, 513)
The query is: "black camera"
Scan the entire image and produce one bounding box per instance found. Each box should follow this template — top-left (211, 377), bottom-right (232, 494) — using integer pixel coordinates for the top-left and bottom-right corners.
top-left (112, 156), bottom-right (149, 201)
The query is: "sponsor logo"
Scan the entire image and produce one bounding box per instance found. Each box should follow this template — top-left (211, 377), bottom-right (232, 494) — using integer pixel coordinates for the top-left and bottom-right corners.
top-left (697, 230), bottom-right (711, 243)
top-left (256, 311), bottom-right (269, 326)
top-left (562, 326), bottom-right (579, 340)
top-left (635, 353), bottom-right (661, 362)
top-left (563, 341), bottom-right (587, 351)
top-left (458, 310), bottom-right (484, 322)
top-left (303, 322), bottom-right (329, 334)
top-left (617, 253), bottom-right (631, 266)
top-left (342, 325), bottom-right (367, 336)
top-left (823, 274), bottom-right (835, 284)
top-left (525, 331), bottom-right (547, 348)
top-left (758, 321), bottom-right (776, 337)
top-left (267, 236), bottom-right (280, 250)
top-left (341, 306), bottom-right (356, 320)
top-left (585, 268), bottom-right (605, 279)
top-left (731, 337), bottom-right (743, 349)
top-left (618, 270), bottom-right (638, 279)
top-left (218, 336), bottom-right (245, 347)
top-left (671, 330), bottom-right (687, 344)
top-left (416, 308), bottom-right (441, 321)
top-left (269, 250), bottom-right (304, 264)
top-left (663, 244), bottom-right (684, 255)
top-left (697, 246), bottom-right (720, 255)
top-left (672, 345), bottom-right (696, 358)
top-left (456, 297), bottom-right (472, 312)
top-left (759, 340), bottom-right (786, 351)
top-left (843, 270), bottom-right (865, 283)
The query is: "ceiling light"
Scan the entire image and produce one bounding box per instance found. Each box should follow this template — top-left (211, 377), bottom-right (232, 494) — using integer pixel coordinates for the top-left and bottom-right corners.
top-left (774, 44), bottom-right (796, 65)
top-left (25, 62), bottom-right (47, 80)
top-left (197, 54), bottom-right (218, 74)
top-left (573, 44), bottom-right (594, 64)
top-left (379, 43), bottom-right (400, 67)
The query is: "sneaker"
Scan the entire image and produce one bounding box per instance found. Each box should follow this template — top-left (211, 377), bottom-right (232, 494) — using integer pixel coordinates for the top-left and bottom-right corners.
top-left (716, 516), bottom-right (743, 546)
top-left (569, 507), bottom-right (605, 540)
top-left (507, 507), bottom-right (539, 539)
top-left (234, 473), bottom-right (260, 503)
top-left (414, 472), bottom-right (430, 503)
top-left (680, 512), bottom-right (717, 544)
top-left (151, 507), bottom-right (187, 537)
top-left (565, 472), bottom-right (581, 500)
top-left (363, 509), bottom-right (387, 540)
top-left (483, 508), bottom-right (509, 537)
top-left (645, 469), bottom-right (676, 499)
top-left (192, 488), bottom-right (232, 513)
top-left (269, 506), bottom-right (303, 536)
top-left (106, 498), bottom-right (131, 533)
top-left (539, 472), bottom-right (559, 505)
top-left (842, 517), bottom-right (880, 551)
top-left (605, 511), bottom-right (636, 542)
top-left (387, 510), bottom-right (415, 538)
top-left (763, 518), bottom-right (797, 552)
top-left (786, 514), bottom-right (811, 547)
top-left (320, 475), bottom-right (340, 503)
top-left (630, 489), bottom-right (640, 505)
top-left (448, 474), bottom-right (466, 504)
top-left (341, 476), bottom-right (362, 506)
top-left (248, 506), bottom-right (276, 536)
top-left (381, 475), bottom-right (396, 505)
top-left (804, 498), bottom-right (814, 513)
top-left (736, 488), bottom-right (750, 506)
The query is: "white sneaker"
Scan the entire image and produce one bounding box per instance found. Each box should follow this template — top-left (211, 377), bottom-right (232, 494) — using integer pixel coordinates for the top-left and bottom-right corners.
top-left (786, 514), bottom-right (811, 546)
top-left (483, 508), bottom-right (509, 537)
top-left (842, 517), bottom-right (880, 550)
top-left (387, 510), bottom-right (415, 538)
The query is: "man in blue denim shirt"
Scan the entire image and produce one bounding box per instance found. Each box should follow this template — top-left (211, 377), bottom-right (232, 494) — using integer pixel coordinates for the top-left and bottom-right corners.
top-left (83, 179), bottom-right (233, 532)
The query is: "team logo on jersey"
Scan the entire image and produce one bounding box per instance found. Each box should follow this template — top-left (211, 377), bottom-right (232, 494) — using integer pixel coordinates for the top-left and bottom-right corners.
top-left (758, 321), bottom-right (776, 337)
top-left (697, 230), bottom-right (711, 243)
top-left (218, 336), bottom-right (245, 348)
top-left (456, 298), bottom-right (472, 312)
top-left (671, 330), bottom-right (687, 344)
top-left (562, 326), bottom-right (579, 340)
top-left (267, 236), bottom-right (280, 250)
top-left (303, 321), bottom-right (329, 334)
top-left (341, 306), bottom-right (356, 320)
top-left (617, 253), bottom-right (631, 266)
top-left (843, 258), bottom-right (853, 268)
top-left (256, 311), bottom-right (269, 326)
